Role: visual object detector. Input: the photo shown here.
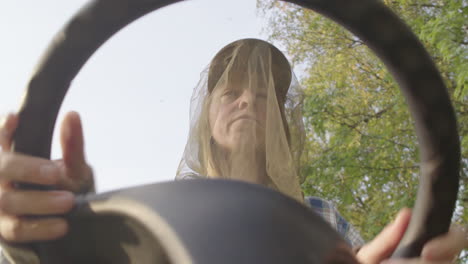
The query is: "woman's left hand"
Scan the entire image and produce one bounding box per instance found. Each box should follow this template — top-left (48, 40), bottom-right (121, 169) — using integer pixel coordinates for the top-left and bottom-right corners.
top-left (356, 208), bottom-right (467, 264)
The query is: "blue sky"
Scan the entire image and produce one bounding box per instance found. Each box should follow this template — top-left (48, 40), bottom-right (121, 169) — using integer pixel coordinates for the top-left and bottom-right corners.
top-left (0, 0), bottom-right (271, 192)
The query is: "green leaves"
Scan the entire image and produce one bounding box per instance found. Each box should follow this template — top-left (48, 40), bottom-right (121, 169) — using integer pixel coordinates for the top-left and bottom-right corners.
top-left (258, 0), bottom-right (468, 248)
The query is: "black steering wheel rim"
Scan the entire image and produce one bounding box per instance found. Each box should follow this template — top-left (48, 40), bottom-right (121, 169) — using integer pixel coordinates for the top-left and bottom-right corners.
top-left (12, 0), bottom-right (460, 260)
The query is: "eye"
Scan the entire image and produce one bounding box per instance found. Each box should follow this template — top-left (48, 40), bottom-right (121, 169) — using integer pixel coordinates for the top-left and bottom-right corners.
top-left (219, 90), bottom-right (238, 103)
top-left (222, 90), bottom-right (237, 98)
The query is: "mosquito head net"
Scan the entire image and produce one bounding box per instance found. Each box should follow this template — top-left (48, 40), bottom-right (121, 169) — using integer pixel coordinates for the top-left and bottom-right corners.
top-left (176, 39), bottom-right (305, 202)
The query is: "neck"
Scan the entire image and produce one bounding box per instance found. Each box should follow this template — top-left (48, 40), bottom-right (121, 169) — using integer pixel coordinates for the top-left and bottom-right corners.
top-left (227, 146), bottom-right (268, 185)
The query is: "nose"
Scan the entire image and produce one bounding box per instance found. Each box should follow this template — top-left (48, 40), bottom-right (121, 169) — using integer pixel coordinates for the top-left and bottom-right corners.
top-left (238, 90), bottom-right (256, 109)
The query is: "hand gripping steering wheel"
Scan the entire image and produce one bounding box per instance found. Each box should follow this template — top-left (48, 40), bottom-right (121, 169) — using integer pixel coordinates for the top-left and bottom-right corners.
top-left (11, 0), bottom-right (460, 263)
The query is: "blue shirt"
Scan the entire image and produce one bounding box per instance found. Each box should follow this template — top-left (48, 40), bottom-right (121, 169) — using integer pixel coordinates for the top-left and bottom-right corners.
top-left (305, 196), bottom-right (365, 248)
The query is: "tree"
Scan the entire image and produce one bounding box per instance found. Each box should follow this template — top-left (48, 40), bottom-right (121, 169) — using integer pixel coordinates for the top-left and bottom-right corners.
top-left (258, 0), bottom-right (467, 260)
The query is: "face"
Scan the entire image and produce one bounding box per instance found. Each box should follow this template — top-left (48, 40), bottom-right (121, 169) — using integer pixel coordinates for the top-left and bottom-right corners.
top-left (209, 78), bottom-right (268, 152)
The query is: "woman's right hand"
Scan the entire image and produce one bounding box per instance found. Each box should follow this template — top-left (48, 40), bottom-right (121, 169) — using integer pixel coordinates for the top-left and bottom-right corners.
top-left (0, 111), bottom-right (94, 243)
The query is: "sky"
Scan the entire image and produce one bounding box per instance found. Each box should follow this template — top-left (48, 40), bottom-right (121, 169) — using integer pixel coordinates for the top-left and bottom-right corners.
top-left (0, 0), bottom-right (272, 192)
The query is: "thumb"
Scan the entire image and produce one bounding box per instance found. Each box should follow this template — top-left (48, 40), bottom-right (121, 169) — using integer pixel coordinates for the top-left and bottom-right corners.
top-left (57, 111), bottom-right (93, 193)
top-left (357, 208), bottom-right (412, 264)
top-left (0, 113), bottom-right (19, 151)
top-left (60, 111), bottom-right (86, 169)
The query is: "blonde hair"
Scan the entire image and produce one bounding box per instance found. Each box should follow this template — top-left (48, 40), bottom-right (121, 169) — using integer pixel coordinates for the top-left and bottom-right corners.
top-left (199, 40), bottom-right (292, 180)
top-left (176, 38), bottom-right (305, 202)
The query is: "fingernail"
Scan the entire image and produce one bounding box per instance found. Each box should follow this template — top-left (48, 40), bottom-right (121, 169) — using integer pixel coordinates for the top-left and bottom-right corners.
top-left (0, 114), bottom-right (8, 127)
top-left (0, 113), bottom-right (14, 129)
top-left (421, 246), bottom-right (439, 261)
top-left (421, 247), bottom-right (431, 259)
top-left (392, 208), bottom-right (410, 224)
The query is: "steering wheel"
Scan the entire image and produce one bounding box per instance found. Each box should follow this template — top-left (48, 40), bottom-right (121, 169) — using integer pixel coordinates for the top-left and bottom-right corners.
top-left (11, 0), bottom-right (460, 263)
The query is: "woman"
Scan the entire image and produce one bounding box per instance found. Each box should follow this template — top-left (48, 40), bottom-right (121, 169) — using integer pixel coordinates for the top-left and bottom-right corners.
top-left (0, 39), bottom-right (465, 263)
top-left (175, 38), bottom-right (363, 246)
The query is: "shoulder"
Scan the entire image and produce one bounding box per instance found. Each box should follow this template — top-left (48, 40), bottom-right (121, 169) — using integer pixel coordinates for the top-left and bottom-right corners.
top-left (304, 196), bottom-right (339, 223)
top-left (304, 196), bottom-right (335, 211)
top-left (304, 196), bottom-right (342, 229)
top-left (304, 196), bottom-right (365, 247)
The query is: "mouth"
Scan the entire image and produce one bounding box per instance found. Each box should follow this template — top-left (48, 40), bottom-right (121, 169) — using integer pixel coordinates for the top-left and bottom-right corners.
top-left (237, 117), bottom-right (257, 122)
top-left (233, 115), bottom-right (258, 123)
top-left (230, 115), bottom-right (264, 129)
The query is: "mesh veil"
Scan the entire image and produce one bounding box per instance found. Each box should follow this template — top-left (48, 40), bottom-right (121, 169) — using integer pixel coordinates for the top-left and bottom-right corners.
top-left (176, 39), bottom-right (306, 202)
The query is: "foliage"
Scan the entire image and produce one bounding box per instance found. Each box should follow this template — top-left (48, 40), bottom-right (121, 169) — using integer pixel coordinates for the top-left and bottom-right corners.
top-left (257, 0), bottom-right (467, 259)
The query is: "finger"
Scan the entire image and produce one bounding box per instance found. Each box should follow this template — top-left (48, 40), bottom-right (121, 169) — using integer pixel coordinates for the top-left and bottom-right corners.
top-left (357, 208), bottom-right (412, 264)
top-left (381, 257), bottom-right (452, 264)
top-left (0, 215), bottom-right (67, 242)
top-left (0, 190), bottom-right (74, 215)
top-left (0, 153), bottom-right (60, 185)
top-left (53, 159), bottom-right (94, 193)
top-left (58, 111), bottom-right (94, 193)
top-left (60, 111), bottom-right (86, 169)
top-left (0, 113), bottom-right (19, 151)
top-left (421, 225), bottom-right (468, 261)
